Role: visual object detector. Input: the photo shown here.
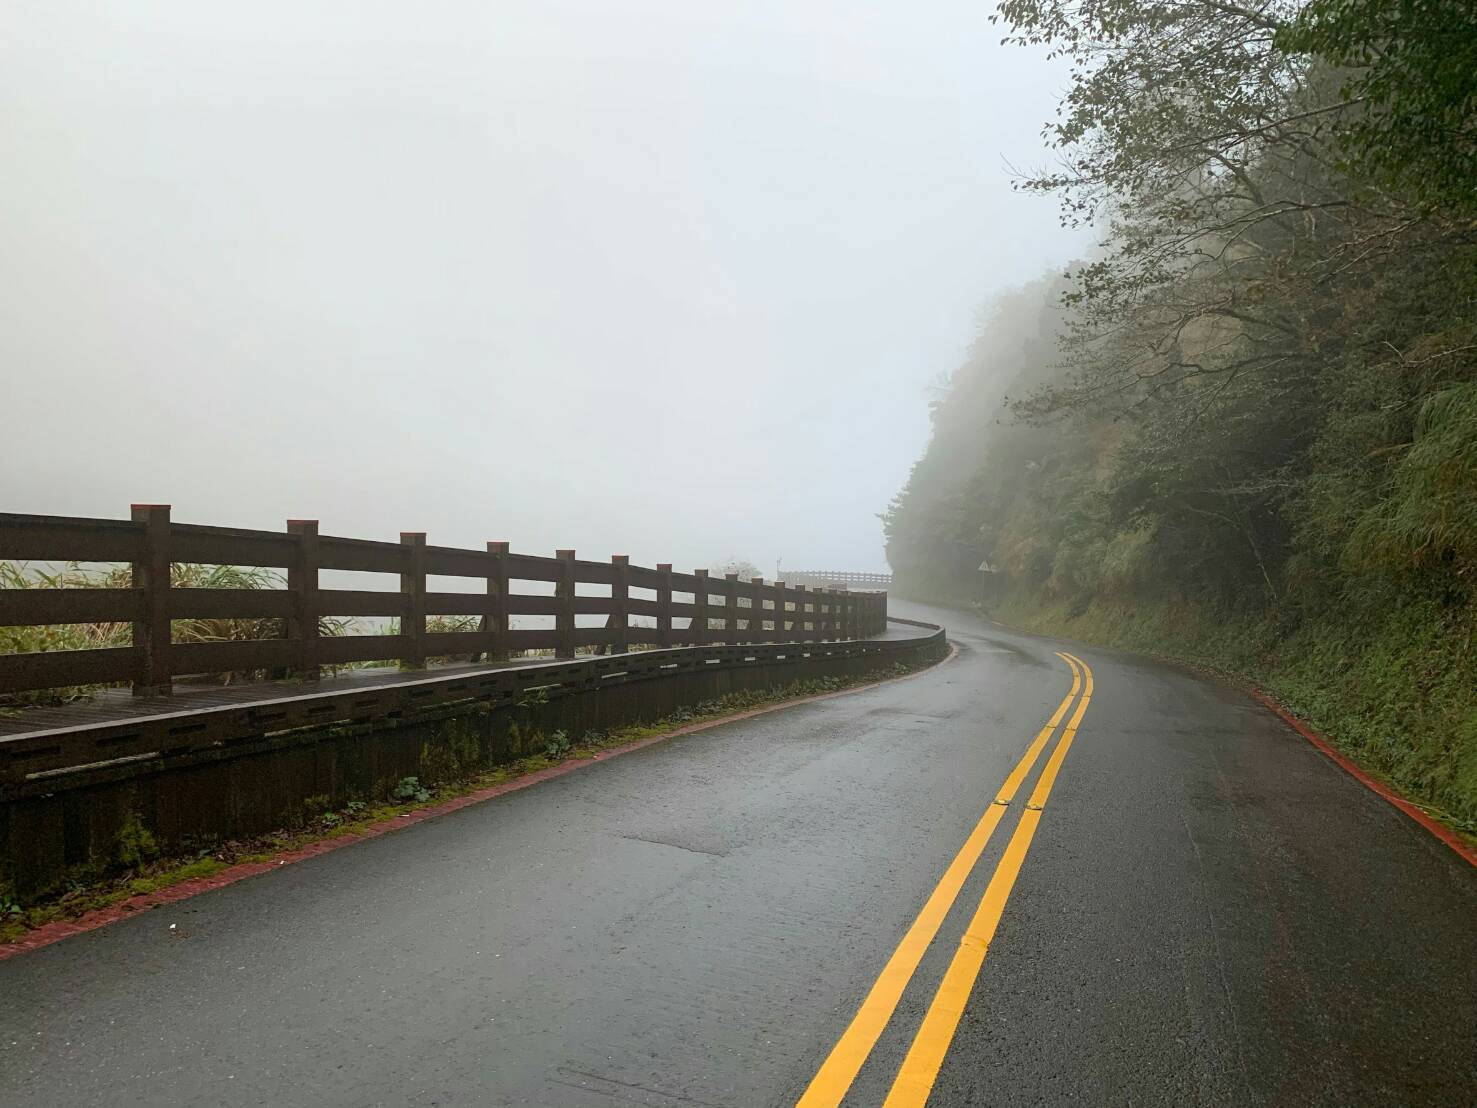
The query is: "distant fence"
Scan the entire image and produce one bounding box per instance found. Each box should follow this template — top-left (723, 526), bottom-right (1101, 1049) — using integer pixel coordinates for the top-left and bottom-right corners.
top-left (0, 507), bottom-right (887, 698)
top-left (783, 570), bottom-right (892, 590)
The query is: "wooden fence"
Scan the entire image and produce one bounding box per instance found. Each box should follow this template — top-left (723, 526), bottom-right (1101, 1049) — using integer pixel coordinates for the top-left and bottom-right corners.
top-left (0, 507), bottom-right (888, 698)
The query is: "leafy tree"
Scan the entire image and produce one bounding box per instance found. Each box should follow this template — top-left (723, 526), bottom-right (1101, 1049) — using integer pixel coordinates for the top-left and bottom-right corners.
top-left (1278, 0), bottom-right (1477, 217)
top-left (884, 0), bottom-right (1477, 819)
top-left (710, 558), bottom-right (763, 580)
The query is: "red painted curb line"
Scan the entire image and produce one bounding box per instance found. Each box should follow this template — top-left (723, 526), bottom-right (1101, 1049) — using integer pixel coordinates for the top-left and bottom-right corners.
top-left (1251, 690), bottom-right (1477, 869)
top-left (0, 642), bottom-right (957, 961)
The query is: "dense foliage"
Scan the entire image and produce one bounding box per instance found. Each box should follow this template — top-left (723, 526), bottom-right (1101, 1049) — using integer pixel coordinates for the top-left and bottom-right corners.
top-left (886, 0), bottom-right (1477, 822)
top-left (1279, 0), bottom-right (1477, 216)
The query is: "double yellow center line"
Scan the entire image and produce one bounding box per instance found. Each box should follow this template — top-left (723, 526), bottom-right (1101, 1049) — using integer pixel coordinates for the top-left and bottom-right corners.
top-left (798, 651), bottom-right (1095, 1108)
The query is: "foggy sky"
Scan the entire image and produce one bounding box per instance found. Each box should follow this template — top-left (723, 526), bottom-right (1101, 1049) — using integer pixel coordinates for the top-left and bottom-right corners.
top-left (1, 2), bottom-right (1088, 575)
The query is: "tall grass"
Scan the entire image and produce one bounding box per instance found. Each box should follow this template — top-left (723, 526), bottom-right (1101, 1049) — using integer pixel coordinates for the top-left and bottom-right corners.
top-left (0, 561), bottom-right (133, 654)
top-left (0, 561), bottom-right (350, 707)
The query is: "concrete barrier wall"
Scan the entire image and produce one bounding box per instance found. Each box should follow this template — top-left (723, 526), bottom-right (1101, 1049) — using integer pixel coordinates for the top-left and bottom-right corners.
top-left (2, 624), bottom-right (946, 900)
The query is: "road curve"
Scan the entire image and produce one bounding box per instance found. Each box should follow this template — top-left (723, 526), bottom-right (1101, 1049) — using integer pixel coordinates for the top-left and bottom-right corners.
top-left (2, 602), bottom-right (1474, 1106)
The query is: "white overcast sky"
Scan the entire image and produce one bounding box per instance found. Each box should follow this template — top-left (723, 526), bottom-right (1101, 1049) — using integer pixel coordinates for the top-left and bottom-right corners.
top-left (1, 2), bottom-right (1087, 574)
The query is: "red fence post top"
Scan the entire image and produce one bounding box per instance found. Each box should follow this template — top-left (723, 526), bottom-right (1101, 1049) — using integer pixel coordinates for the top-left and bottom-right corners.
top-left (487, 541), bottom-right (509, 554)
top-left (612, 554), bottom-right (629, 564)
top-left (657, 563), bottom-right (672, 572)
top-left (400, 532), bottom-right (426, 543)
top-left (130, 504), bottom-right (170, 527)
top-left (286, 519), bottom-right (318, 529)
top-left (693, 568), bottom-right (708, 577)
top-left (725, 571), bottom-right (738, 580)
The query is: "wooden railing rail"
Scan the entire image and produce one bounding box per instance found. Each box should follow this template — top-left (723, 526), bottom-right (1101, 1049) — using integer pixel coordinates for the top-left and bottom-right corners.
top-left (0, 507), bottom-right (888, 698)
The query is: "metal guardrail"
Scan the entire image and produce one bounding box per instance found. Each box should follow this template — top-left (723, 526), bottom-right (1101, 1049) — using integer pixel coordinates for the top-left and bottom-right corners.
top-left (782, 570), bottom-right (892, 589)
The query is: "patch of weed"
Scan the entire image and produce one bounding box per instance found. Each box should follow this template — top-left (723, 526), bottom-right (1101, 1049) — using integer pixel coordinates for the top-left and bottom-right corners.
top-left (391, 776), bottom-right (434, 803)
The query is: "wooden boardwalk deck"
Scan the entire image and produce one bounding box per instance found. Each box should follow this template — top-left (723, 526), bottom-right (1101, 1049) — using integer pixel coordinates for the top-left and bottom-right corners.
top-left (0, 623), bottom-right (928, 742)
top-left (0, 653), bottom-right (559, 740)
top-left (0, 622), bottom-right (940, 793)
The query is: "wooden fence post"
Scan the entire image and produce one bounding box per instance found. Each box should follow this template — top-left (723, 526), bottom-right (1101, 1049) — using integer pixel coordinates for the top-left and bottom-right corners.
top-left (794, 585), bottom-right (810, 641)
top-left (612, 555), bottom-right (630, 655)
top-left (287, 519), bottom-right (320, 680)
top-left (556, 549), bottom-right (576, 658)
top-left (751, 576), bottom-right (766, 641)
top-left (774, 581), bottom-right (788, 639)
top-left (724, 572), bottom-right (739, 644)
top-left (691, 569), bottom-right (709, 646)
top-left (479, 541), bottom-right (509, 663)
top-left (657, 563), bottom-right (673, 648)
top-left (400, 532), bottom-right (427, 669)
top-left (130, 503), bottom-right (172, 696)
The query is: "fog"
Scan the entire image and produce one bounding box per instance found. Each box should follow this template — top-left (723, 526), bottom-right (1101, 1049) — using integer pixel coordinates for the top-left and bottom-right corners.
top-left (1, 2), bottom-right (1088, 575)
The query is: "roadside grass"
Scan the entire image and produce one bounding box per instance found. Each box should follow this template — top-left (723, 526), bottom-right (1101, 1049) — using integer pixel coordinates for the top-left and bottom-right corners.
top-left (0, 560), bottom-right (361, 708)
top-left (0, 659), bottom-right (932, 946)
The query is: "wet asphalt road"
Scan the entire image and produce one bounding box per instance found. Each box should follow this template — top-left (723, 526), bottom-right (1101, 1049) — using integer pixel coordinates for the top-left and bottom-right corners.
top-left (2, 602), bottom-right (1474, 1107)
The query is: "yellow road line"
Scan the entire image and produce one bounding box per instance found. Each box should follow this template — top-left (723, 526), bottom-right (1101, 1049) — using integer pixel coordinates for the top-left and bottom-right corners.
top-left (881, 652), bottom-right (1095, 1108)
top-left (796, 653), bottom-right (1084, 1108)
